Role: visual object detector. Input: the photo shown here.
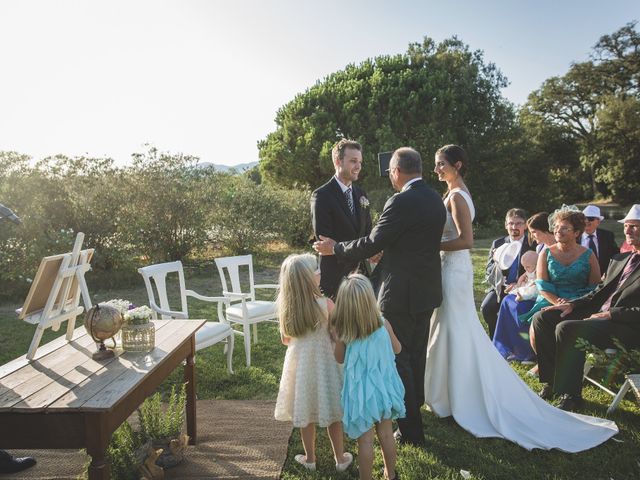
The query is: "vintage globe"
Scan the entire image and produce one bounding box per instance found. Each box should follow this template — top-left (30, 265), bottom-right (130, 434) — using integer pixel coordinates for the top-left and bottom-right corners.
top-left (84, 303), bottom-right (123, 359)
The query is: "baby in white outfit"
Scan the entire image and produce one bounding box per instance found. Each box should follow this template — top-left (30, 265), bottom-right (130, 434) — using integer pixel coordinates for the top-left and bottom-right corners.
top-left (506, 250), bottom-right (539, 302)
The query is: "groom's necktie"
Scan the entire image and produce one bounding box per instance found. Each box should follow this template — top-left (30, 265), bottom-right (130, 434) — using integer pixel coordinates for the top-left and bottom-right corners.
top-left (345, 187), bottom-right (355, 216)
top-left (588, 234), bottom-right (599, 258)
top-left (600, 253), bottom-right (640, 312)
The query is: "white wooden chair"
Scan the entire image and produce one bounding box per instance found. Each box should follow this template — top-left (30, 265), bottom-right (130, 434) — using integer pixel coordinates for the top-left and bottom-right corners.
top-left (214, 255), bottom-right (278, 367)
top-left (138, 261), bottom-right (235, 374)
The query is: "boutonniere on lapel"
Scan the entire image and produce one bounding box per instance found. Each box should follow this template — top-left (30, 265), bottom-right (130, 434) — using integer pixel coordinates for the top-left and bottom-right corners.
top-left (359, 196), bottom-right (370, 209)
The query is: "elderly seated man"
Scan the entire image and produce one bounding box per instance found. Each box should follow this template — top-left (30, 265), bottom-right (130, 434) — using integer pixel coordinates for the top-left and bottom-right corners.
top-left (532, 204), bottom-right (640, 411)
top-left (581, 205), bottom-right (619, 277)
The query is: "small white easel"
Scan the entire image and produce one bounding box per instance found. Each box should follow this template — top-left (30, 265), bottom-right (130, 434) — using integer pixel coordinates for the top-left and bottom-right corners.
top-left (17, 232), bottom-right (94, 360)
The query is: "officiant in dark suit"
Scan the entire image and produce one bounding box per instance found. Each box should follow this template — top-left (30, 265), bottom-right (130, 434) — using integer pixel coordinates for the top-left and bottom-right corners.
top-left (311, 139), bottom-right (373, 299)
top-left (532, 204), bottom-right (640, 411)
top-left (314, 147), bottom-right (446, 446)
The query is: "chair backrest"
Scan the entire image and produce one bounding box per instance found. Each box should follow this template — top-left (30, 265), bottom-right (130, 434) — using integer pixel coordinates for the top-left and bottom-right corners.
top-left (214, 255), bottom-right (255, 301)
top-left (138, 261), bottom-right (188, 319)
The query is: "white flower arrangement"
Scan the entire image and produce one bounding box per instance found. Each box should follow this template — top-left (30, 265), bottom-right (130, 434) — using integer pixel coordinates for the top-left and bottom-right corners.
top-left (104, 299), bottom-right (132, 315)
top-left (359, 196), bottom-right (370, 209)
top-left (124, 305), bottom-right (153, 325)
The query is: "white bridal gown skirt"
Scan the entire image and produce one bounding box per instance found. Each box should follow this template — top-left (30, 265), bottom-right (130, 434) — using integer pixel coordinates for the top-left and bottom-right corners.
top-left (424, 249), bottom-right (618, 452)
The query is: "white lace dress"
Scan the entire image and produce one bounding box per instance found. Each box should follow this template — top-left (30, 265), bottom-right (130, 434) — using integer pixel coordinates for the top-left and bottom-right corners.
top-left (423, 188), bottom-right (618, 452)
top-left (274, 297), bottom-right (344, 427)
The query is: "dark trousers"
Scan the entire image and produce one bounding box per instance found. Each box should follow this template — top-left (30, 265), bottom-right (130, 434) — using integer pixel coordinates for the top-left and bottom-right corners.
top-left (383, 309), bottom-right (431, 446)
top-left (480, 290), bottom-right (500, 339)
top-left (532, 308), bottom-right (640, 396)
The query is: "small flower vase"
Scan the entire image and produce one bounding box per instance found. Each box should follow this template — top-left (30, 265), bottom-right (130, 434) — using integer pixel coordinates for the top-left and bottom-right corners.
top-left (121, 320), bottom-right (155, 352)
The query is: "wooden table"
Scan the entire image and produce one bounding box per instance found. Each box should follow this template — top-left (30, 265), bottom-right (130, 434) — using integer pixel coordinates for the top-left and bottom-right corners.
top-left (0, 319), bottom-right (205, 479)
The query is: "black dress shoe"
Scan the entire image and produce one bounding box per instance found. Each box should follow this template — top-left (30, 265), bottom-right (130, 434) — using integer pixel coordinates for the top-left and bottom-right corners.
top-left (558, 394), bottom-right (584, 411)
top-left (0, 455), bottom-right (37, 474)
top-left (538, 383), bottom-right (554, 400)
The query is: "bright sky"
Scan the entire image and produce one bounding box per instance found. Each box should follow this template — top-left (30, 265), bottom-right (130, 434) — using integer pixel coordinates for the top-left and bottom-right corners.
top-left (1, 0), bottom-right (638, 167)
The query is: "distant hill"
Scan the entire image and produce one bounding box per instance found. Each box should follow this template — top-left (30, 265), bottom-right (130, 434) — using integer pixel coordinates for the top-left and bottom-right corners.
top-left (196, 161), bottom-right (258, 173)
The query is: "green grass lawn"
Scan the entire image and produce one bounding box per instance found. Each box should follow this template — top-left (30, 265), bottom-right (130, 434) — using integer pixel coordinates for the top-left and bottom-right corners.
top-left (1, 243), bottom-right (639, 479)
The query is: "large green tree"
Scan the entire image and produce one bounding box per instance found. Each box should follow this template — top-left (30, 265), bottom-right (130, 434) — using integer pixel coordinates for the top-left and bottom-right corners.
top-left (258, 37), bottom-right (524, 222)
top-left (523, 22), bottom-right (640, 201)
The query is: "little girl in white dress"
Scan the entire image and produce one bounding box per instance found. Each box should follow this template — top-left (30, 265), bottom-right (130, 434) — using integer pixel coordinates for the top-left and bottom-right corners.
top-left (274, 254), bottom-right (353, 472)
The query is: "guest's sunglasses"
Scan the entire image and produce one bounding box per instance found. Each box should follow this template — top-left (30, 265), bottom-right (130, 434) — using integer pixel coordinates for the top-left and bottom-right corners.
top-left (585, 217), bottom-right (598, 222)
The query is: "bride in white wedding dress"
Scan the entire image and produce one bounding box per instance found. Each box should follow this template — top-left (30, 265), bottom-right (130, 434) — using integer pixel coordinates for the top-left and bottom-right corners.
top-left (423, 145), bottom-right (617, 452)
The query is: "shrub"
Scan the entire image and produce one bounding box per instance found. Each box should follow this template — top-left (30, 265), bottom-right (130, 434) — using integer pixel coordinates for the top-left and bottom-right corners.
top-left (272, 187), bottom-right (312, 247)
top-left (210, 176), bottom-right (283, 254)
top-left (138, 383), bottom-right (187, 441)
top-left (106, 421), bottom-right (141, 480)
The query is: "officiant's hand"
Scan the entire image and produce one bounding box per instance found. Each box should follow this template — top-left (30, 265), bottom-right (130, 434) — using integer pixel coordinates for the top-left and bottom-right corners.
top-left (314, 235), bottom-right (336, 256)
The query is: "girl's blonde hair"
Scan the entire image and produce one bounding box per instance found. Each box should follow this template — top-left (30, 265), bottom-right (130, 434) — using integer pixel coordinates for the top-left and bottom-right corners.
top-left (277, 253), bottom-right (323, 338)
top-left (331, 273), bottom-right (382, 342)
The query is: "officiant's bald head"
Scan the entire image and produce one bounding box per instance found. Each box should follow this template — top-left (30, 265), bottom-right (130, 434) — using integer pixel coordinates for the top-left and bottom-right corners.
top-left (389, 147), bottom-right (422, 191)
top-left (391, 147), bottom-right (422, 174)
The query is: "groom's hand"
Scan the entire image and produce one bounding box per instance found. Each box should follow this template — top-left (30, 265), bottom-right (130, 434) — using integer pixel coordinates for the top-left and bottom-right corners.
top-left (314, 235), bottom-right (336, 256)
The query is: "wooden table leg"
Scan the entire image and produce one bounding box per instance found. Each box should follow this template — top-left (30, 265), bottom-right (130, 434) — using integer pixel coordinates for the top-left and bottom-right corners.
top-left (86, 415), bottom-right (111, 480)
top-left (185, 335), bottom-right (197, 445)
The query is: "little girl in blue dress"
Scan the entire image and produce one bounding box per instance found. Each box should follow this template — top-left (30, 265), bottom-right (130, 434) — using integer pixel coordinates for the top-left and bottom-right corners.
top-left (331, 274), bottom-right (405, 480)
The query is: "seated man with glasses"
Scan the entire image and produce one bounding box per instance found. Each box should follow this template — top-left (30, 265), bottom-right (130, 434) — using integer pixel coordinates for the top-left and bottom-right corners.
top-left (481, 208), bottom-right (537, 339)
top-left (581, 205), bottom-right (619, 278)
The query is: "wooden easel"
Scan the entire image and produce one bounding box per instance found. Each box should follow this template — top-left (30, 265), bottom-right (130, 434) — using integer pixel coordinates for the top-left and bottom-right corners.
top-left (17, 232), bottom-right (94, 360)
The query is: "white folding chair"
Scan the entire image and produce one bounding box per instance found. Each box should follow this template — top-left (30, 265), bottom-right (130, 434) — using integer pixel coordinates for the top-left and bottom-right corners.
top-left (138, 261), bottom-right (235, 374)
top-left (214, 255), bottom-right (278, 367)
top-left (583, 349), bottom-right (640, 413)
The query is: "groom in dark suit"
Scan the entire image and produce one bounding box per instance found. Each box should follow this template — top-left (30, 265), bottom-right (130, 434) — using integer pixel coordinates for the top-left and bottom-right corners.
top-left (532, 205), bottom-right (640, 411)
top-left (314, 147), bottom-right (446, 446)
top-left (311, 139), bottom-right (373, 299)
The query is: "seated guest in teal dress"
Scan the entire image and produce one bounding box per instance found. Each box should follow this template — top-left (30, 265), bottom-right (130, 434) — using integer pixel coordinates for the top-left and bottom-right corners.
top-left (520, 209), bottom-right (601, 325)
top-left (332, 274), bottom-right (405, 480)
top-left (493, 250), bottom-right (540, 361)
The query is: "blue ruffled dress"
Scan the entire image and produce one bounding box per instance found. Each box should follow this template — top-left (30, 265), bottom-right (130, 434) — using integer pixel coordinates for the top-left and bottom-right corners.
top-left (519, 249), bottom-right (596, 324)
top-left (341, 319), bottom-right (406, 439)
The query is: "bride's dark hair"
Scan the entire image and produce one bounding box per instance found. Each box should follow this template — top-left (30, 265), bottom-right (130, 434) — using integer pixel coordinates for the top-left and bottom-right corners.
top-left (436, 144), bottom-right (469, 198)
top-left (435, 144), bottom-right (469, 178)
